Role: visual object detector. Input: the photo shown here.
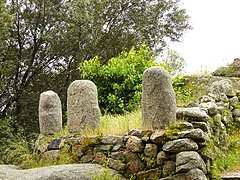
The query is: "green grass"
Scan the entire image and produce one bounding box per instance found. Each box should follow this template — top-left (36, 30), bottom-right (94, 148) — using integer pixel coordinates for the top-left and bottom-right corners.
top-left (213, 132), bottom-right (240, 175)
top-left (81, 109), bottom-right (143, 136)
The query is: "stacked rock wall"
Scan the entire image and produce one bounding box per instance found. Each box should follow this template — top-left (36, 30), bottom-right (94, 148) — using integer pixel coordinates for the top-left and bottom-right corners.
top-left (35, 86), bottom-right (240, 179)
top-left (36, 70), bottom-right (240, 179)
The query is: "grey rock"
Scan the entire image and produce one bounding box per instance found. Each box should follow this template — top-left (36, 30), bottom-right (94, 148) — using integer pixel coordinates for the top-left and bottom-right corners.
top-left (41, 150), bottom-right (60, 162)
top-left (93, 152), bottom-right (107, 165)
top-left (176, 122), bottom-right (194, 130)
top-left (126, 136), bottom-right (144, 153)
top-left (170, 168), bottom-right (207, 180)
top-left (237, 90), bottom-right (240, 100)
top-left (125, 152), bottom-right (145, 173)
top-left (97, 144), bottom-right (112, 151)
top-left (233, 109), bottom-right (240, 117)
top-left (142, 66), bottom-right (176, 130)
top-left (0, 164), bottom-right (125, 180)
top-left (177, 128), bottom-right (209, 142)
top-left (128, 129), bottom-right (153, 138)
top-left (163, 138), bottom-right (198, 153)
top-left (39, 90), bottom-right (62, 135)
top-left (198, 95), bottom-right (215, 103)
top-left (144, 143), bottom-right (158, 157)
top-left (177, 107), bottom-right (210, 122)
top-left (208, 79), bottom-right (236, 97)
top-left (162, 160), bottom-right (176, 177)
top-left (137, 169), bottom-right (159, 180)
top-left (176, 151), bottom-right (207, 174)
top-left (102, 135), bottom-right (123, 145)
top-left (108, 158), bottom-right (125, 171)
top-left (110, 151), bottom-right (125, 160)
top-left (157, 151), bottom-right (168, 165)
top-left (216, 106), bottom-right (225, 115)
top-left (230, 96), bottom-right (239, 106)
top-left (48, 138), bottom-right (62, 150)
top-left (150, 130), bottom-right (166, 144)
top-left (199, 102), bottom-right (218, 117)
top-left (67, 80), bottom-right (100, 134)
top-left (219, 93), bottom-right (229, 103)
top-left (192, 122), bottom-right (210, 133)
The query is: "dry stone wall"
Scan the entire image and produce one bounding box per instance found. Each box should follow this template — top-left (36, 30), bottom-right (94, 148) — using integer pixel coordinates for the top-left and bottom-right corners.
top-left (37, 70), bottom-right (240, 179)
top-left (35, 89), bottom-right (240, 179)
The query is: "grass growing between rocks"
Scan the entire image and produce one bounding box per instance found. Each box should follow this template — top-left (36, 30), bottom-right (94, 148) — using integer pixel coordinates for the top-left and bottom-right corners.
top-left (213, 132), bottom-right (240, 177)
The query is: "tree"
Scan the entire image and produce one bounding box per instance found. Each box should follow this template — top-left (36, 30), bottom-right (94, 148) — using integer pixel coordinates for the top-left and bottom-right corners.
top-left (161, 49), bottom-right (186, 76)
top-left (0, 0), bottom-right (191, 136)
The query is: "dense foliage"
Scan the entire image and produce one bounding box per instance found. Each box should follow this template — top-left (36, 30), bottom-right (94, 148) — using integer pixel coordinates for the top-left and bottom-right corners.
top-left (80, 45), bottom-right (160, 114)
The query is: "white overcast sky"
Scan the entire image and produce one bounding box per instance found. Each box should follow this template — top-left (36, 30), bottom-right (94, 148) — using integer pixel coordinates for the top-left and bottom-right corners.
top-left (169, 0), bottom-right (240, 74)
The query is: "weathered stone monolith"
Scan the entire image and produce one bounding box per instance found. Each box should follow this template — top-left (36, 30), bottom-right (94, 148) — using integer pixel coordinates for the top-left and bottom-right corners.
top-left (67, 80), bottom-right (100, 133)
top-left (142, 66), bottom-right (176, 130)
top-left (39, 90), bottom-right (62, 135)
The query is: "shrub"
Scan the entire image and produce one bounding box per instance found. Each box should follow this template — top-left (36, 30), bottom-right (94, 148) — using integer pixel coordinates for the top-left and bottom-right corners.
top-left (80, 44), bottom-right (161, 114)
top-left (172, 75), bottom-right (195, 105)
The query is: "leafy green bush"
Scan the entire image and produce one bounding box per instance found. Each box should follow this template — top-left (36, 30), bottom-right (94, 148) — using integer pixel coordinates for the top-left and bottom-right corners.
top-left (172, 75), bottom-right (194, 105)
top-left (80, 44), bottom-right (161, 114)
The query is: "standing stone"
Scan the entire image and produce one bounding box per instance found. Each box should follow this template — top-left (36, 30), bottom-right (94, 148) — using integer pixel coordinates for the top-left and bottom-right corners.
top-left (39, 90), bottom-right (62, 135)
top-left (142, 66), bottom-right (176, 130)
top-left (67, 80), bottom-right (100, 133)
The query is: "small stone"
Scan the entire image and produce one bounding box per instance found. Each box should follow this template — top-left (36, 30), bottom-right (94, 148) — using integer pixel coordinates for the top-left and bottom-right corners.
top-left (219, 93), bottom-right (229, 103)
top-left (108, 158), bottom-right (125, 171)
top-left (177, 129), bottom-right (209, 142)
top-left (177, 107), bottom-right (210, 122)
top-left (192, 122), bottom-right (210, 133)
top-left (199, 95), bottom-right (215, 103)
top-left (162, 161), bottom-right (176, 177)
top-left (80, 150), bottom-right (95, 163)
top-left (230, 96), bottom-right (239, 106)
top-left (233, 109), bottom-right (240, 117)
top-left (176, 122), bottom-right (194, 130)
top-left (93, 152), bottom-right (107, 165)
top-left (157, 151), bottom-right (168, 165)
top-left (42, 150), bottom-right (60, 162)
top-left (110, 151), bottom-right (125, 160)
top-left (48, 138), bottom-right (62, 150)
top-left (150, 131), bottom-right (166, 144)
top-left (102, 135), bottom-right (123, 145)
top-left (176, 151), bottom-right (207, 174)
top-left (144, 144), bottom-right (158, 157)
top-left (126, 136), bottom-right (145, 153)
top-left (163, 138), bottom-right (198, 153)
top-left (112, 144), bottom-right (122, 151)
top-left (137, 169), bottom-right (159, 180)
top-left (125, 152), bottom-right (145, 173)
top-left (97, 145), bottom-right (112, 151)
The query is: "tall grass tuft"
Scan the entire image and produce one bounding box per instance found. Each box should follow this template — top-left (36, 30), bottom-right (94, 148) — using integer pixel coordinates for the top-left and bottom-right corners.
top-left (81, 109), bottom-right (142, 136)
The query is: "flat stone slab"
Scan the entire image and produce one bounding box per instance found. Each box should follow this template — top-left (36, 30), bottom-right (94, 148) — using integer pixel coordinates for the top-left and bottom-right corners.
top-left (221, 171), bottom-right (240, 180)
top-left (0, 164), bottom-right (124, 180)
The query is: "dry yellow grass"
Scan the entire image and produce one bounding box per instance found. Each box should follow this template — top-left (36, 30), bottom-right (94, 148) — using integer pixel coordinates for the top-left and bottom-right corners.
top-left (80, 109), bottom-right (143, 136)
